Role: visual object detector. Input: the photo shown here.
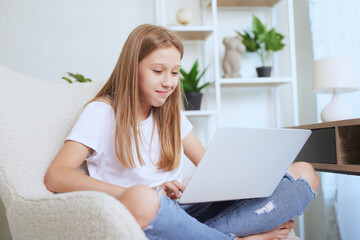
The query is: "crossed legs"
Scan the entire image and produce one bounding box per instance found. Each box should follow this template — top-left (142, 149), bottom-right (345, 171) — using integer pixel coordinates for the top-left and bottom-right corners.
top-left (119, 161), bottom-right (319, 239)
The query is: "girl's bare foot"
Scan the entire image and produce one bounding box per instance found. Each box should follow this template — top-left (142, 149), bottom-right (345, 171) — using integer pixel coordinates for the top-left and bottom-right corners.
top-left (236, 220), bottom-right (295, 240)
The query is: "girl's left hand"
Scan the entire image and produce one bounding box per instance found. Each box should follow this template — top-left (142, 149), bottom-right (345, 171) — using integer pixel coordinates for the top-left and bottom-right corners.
top-left (154, 180), bottom-right (185, 199)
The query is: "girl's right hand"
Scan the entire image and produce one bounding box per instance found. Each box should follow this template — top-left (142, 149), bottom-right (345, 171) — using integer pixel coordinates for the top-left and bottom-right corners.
top-left (153, 180), bottom-right (185, 199)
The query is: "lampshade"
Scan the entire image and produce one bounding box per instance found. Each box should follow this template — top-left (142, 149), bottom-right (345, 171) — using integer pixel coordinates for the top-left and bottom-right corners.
top-left (312, 57), bottom-right (359, 93)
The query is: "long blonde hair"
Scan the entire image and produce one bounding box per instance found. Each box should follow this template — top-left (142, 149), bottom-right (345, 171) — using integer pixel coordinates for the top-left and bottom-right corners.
top-left (92, 24), bottom-right (184, 171)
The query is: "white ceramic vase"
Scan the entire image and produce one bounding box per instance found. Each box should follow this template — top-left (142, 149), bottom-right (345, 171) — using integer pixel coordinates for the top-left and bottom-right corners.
top-left (176, 8), bottom-right (192, 25)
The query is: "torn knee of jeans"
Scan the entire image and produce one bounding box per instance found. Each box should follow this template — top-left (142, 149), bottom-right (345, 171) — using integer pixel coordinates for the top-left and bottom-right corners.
top-left (298, 177), bottom-right (318, 196)
top-left (255, 200), bottom-right (276, 215)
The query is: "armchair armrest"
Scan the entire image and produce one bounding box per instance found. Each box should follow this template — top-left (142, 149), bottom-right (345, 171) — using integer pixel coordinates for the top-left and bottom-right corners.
top-left (8, 191), bottom-right (147, 240)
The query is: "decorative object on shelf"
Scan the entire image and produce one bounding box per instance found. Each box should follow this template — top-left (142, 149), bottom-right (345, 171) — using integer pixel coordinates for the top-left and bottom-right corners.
top-left (62, 72), bottom-right (92, 84)
top-left (180, 60), bottom-right (212, 110)
top-left (222, 35), bottom-right (246, 78)
top-left (236, 15), bottom-right (285, 77)
top-left (176, 8), bottom-right (193, 25)
top-left (312, 57), bottom-right (359, 122)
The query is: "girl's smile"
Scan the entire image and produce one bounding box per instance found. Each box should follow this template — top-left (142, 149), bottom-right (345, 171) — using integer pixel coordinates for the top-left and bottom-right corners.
top-left (156, 90), bottom-right (170, 98)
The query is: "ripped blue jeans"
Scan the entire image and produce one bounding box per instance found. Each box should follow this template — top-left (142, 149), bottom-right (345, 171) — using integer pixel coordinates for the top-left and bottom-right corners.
top-left (144, 173), bottom-right (316, 239)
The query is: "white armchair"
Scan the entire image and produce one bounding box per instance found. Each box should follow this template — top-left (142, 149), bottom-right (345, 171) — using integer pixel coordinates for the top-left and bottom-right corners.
top-left (0, 66), bottom-right (146, 239)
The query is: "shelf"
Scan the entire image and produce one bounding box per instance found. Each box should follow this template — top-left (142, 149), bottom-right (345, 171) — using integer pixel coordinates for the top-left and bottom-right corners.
top-left (294, 127), bottom-right (337, 164)
top-left (311, 163), bottom-right (360, 176)
top-left (219, 77), bottom-right (292, 87)
top-left (207, 0), bottom-right (280, 7)
top-left (168, 26), bottom-right (213, 40)
top-left (293, 118), bottom-right (360, 175)
top-left (184, 110), bottom-right (218, 117)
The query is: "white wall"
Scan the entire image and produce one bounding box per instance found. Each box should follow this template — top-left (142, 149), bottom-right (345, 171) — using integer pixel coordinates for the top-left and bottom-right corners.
top-left (0, 0), bottom-right (154, 83)
top-left (293, 0), bottom-right (317, 125)
top-left (310, 0), bottom-right (360, 120)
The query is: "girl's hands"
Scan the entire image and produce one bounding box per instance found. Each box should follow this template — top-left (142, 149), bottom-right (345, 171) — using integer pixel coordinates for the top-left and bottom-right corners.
top-left (153, 180), bottom-right (185, 199)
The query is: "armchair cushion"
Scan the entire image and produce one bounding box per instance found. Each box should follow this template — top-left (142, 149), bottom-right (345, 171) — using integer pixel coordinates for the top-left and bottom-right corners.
top-left (10, 191), bottom-right (145, 239)
top-left (0, 66), bottom-right (146, 239)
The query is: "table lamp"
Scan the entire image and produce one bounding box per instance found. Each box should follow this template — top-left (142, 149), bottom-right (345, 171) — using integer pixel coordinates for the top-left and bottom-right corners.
top-left (312, 57), bottom-right (359, 122)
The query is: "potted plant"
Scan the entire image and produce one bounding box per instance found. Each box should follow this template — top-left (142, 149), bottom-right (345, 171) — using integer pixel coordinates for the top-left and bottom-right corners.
top-left (236, 15), bottom-right (285, 77)
top-left (180, 60), bottom-right (212, 110)
top-left (62, 72), bottom-right (92, 83)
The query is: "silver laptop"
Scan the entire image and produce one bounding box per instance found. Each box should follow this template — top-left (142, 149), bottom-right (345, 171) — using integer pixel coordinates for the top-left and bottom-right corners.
top-left (179, 127), bottom-right (311, 204)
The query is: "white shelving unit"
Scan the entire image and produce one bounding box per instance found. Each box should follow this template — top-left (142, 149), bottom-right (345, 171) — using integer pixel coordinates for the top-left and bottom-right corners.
top-left (213, 0), bottom-right (299, 129)
top-left (183, 110), bottom-right (218, 117)
top-left (155, 1), bottom-right (305, 238)
top-left (155, 0), bottom-right (299, 130)
top-left (219, 77), bottom-right (292, 86)
top-left (155, 0), bottom-right (221, 143)
top-left (168, 26), bottom-right (214, 40)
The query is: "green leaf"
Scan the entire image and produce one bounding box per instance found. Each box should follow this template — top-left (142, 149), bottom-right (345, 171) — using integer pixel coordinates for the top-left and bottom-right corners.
top-left (75, 73), bottom-right (86, 82)
top-left (265, 29), bottom-right (285, 51)
top-left (236, 30), bottom-right (245, 38)
top-left (65, 72), bottom-right (92, 83)
top-left (181, 82), bottom-right (193, 92)
top-left (180, 68), bottom-right (191, 87)
top-left (194, 66), bottom-right (209, 90)
top-left (235, 15), bottom-right (286, 63)
top-left (180, 68), bottom-right (189, 79)
top-left (188, 60), bottom-right (199, 88)
top-left (196, 66), bottom-right (209, 84)
top-left (237, 31), bottom-right (259, 52)
top-left (180, 60), bottom-right (211, 92)
top-left (198, 82), bottom-right (212, 92)
top-left (62, 76), bottom-right (73, 84)
top-left (67, 72), bottom-right (76, 79)
top-left (252, 16), bottom-right (267, 39)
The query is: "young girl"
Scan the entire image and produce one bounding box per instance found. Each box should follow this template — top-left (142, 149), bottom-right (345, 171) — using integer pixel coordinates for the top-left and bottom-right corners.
top-left (45, 24), bottom-right (319, 240)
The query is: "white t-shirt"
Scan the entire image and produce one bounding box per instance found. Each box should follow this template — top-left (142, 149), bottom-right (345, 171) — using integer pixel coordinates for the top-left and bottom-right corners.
top-left (66, 101), bottom-right (193, 188)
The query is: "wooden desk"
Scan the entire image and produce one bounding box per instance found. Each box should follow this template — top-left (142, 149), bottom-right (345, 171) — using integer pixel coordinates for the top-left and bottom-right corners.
top-left (292, 118), bottom-right (360, 175)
